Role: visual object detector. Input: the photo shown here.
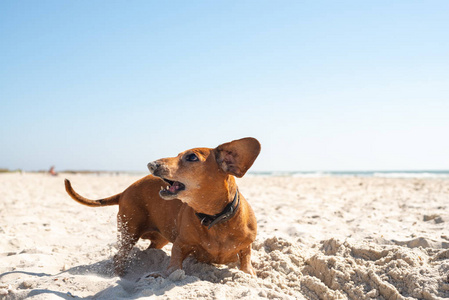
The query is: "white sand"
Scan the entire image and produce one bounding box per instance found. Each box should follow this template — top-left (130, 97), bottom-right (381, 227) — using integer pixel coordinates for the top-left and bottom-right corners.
top-left (1, 173), bottom-right (448, 299)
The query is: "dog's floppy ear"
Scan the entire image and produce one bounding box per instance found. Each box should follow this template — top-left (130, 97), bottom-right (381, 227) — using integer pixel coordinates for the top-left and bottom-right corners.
top-left (215, 137), bottom-right (261, 178)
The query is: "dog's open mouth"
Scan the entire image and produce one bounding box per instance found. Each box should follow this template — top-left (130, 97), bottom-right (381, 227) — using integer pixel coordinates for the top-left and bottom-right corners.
top-left (160, 178), bottom-right (186, 198)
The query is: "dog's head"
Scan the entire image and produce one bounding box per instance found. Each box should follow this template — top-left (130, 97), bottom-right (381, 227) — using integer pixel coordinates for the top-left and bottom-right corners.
top-left (147, 137), bottom-right (261, 203)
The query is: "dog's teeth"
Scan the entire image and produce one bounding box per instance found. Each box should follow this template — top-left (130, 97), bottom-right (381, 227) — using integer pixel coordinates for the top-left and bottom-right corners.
top-left (160, 186), bottom-right (163, 191)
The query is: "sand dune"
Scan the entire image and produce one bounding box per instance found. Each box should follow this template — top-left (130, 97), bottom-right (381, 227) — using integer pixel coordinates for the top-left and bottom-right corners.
top-left (1, 173), bottom-right (448, 299)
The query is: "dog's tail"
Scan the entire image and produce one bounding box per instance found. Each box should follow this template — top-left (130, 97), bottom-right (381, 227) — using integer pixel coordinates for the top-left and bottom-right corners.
top-left (64, 179), bottom-right (120, 207)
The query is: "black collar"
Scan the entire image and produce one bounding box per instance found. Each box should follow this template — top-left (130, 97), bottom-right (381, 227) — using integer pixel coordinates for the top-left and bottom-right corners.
top-left (195, 189), bottom-right (240, 230)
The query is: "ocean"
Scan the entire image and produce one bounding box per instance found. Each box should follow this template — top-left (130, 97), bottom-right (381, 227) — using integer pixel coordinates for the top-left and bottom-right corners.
top-left (249, 170), bottom-right (449, 179)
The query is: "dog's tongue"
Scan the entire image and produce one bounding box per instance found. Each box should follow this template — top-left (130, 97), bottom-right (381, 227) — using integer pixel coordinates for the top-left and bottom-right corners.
top-left (169, 182), bottom-right (181, 193)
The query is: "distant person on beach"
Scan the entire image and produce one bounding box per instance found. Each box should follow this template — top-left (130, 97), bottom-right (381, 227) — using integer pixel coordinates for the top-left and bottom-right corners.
top-left (49, 166), bottom-right (58, 176)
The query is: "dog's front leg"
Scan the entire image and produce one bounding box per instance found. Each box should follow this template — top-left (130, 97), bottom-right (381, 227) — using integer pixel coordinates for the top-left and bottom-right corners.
top-left (239, 245), bottom-right (256, 276)
top-left (164, 240), bottom-right (188, 275)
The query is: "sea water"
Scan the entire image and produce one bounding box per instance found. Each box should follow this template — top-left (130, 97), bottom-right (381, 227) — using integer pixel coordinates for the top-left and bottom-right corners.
top-left (249, 170), bottom-right (449, 179)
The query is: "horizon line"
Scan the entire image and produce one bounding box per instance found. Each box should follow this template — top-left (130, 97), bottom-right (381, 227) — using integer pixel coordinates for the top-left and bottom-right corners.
top-left (2, 168), bottom-right (449, 174)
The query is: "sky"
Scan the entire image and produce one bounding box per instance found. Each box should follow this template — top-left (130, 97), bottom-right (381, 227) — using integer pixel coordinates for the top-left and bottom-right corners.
top-left (1, 1), bottom-right (448, 172)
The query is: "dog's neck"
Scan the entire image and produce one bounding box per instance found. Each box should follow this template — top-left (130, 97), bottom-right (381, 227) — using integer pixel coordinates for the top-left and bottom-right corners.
top-left (189, 176), bottom-right (238, 216)
top-left (195, 187), bottom-right (240, 229)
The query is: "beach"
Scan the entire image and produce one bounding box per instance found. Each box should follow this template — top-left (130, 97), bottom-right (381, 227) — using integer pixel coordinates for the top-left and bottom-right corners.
top-left (1, 172), bottom-right (448, 299)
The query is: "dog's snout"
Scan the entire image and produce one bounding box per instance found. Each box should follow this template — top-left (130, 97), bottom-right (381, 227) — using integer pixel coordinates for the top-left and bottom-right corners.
top-left (147, 161), bottom-right (160, 174)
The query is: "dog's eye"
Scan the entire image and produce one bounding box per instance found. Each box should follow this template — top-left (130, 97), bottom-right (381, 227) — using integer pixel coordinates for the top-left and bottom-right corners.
top-left (185, 153), bottom-right (199, 162)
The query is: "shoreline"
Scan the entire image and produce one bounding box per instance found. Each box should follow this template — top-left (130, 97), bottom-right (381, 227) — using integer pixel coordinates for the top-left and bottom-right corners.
top-left (2, 169), bottom-right (449, 179)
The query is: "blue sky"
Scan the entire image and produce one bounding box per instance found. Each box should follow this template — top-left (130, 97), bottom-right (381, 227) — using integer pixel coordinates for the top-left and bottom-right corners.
top-left (1, 1), bottom-right (448, 172)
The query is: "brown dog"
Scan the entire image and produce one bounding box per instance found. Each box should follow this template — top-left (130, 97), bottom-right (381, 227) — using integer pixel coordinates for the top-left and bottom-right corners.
top-left (64, 137), bottom-right (261, 277)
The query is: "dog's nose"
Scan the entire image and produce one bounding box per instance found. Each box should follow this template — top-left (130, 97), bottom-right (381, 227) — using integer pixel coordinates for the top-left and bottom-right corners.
top-left (147, 161), bottom-right (160, 174)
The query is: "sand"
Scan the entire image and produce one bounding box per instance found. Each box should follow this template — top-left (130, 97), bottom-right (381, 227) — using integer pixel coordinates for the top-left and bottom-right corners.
top-left (1, 173), bottom-right (448, 299)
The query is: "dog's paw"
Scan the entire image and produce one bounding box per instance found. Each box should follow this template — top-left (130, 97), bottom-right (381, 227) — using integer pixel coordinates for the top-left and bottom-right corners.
top-left (240, 265), bottom-right (257, 277)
